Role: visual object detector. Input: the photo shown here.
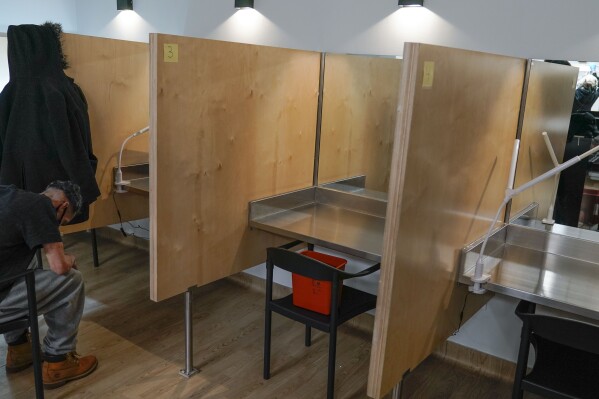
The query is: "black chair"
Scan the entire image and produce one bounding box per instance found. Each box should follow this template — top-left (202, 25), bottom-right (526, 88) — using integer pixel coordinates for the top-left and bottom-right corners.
top-left (513, 300), bottom-right (599, 399)
top-left (264, 241), bottom-right (380, 399)
top-left (0, 269), bottom-right (44, 399)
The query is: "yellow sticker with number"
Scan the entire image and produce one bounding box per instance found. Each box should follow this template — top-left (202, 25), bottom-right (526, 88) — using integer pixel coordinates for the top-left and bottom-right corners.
top-left (422, 61), bottom-right (434, 88)
top-left (164, 44), bottom-right (179, 63)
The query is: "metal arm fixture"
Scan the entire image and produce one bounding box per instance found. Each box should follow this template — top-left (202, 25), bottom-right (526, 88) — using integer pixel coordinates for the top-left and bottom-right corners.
top-left (114, 126), bottom-right (149, 193)
top-left (470, 138), bottom-right (599, 294)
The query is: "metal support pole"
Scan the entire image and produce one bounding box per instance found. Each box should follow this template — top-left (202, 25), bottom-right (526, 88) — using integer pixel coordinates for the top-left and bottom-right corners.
top-left (179, 287), bottom-right (199, 378)
top-left (391, 382), bottom-right (402, 399)
top-left (312, 52), bottom-right (326, 186)
top-left (392, 369), bottom-right (410, 399)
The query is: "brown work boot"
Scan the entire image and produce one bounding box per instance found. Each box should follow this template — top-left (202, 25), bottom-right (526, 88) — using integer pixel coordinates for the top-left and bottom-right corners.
top-left (42, 352), bottom-right (98, 389)
top-left (6, 333), bottom-right (33, 373)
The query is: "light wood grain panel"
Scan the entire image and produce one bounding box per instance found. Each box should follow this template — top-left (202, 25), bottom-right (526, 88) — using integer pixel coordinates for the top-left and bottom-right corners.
top-left (511, 61), bottom-right (578, 219)
top-left (150, 34), bottom-right (320, 301)
top-left (318, 54), bottom-right (401, 192)
top-left (368, 44), bottom-right (526, 398)
top-left (60, 34), bottom-right (149, 234)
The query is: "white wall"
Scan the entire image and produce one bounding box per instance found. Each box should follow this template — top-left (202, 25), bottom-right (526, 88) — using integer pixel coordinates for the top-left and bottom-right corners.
top-left (0, 0), bottom-right (78, 33)
top-left (3, 0), bottom-right (597, 365)
top-left (72, 0), bottom-right (599, 60)
top-left (4, 0), bottom-right (599, 60)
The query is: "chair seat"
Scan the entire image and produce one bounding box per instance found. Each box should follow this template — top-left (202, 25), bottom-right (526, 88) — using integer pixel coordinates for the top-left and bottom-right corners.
top-left (522, 336), bottom-right (599, 399)
top-left (270, 285), bottom-right (377, 332)
top-left (0, 316), bottom-right (31, 335)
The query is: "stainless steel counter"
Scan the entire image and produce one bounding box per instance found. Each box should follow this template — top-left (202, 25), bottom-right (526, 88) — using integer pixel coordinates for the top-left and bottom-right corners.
top-left (127, 177), bottom-right (149, 195)
top-left (320, 177), bottom-right (388, 201)
top-left (249, 186), bottom-right (386, 261)
top-left (461, 223), bottom-right (599, 320)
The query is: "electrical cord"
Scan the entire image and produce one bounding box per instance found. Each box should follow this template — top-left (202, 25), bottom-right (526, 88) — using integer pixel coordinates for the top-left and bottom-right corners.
top-left (452, 291), bottom-right (472, 336)
top-left (112, 192), bottom-right (149, 237)
top-left (112, 192), bottom-right (128, 237)
top-left (127, 221), bottom-right (149, 232)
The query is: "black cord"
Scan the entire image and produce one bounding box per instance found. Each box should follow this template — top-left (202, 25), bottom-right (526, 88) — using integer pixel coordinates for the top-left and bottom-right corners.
top-left (112, 192), bottom-right (149, 237)
top-left (126, 221), bottom-right (149, 232)
top-left (452, 291), bottom-right (472, 336)
top-left (112, 192), bottom-right (128, 237)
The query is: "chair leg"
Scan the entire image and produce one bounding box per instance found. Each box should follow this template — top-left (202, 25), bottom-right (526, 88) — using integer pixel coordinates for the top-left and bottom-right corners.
top-left (512, 335), bottom-right (528, 399)
top-left (327, 326), bottom-right (337, 399)
top-left (264, 307), bottom-right (272, 380)
top-left (305, 325), bottom-right (312, 347)
top-left (25, 273), bottom-right (44, 399)
top-left (512, 302), bottom-right (535, 399)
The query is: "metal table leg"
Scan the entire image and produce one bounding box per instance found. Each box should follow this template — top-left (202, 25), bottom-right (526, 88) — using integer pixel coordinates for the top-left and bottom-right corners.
top-left (179, 287), bottom-right (199, 378)
top-left (91, 229), bottom-right (99, 268)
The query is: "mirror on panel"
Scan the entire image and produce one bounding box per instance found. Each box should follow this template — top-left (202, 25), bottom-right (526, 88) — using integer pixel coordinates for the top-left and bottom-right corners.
top-left (510, 59), bottom-right (599, 237)
top-left (317, 53), bottom-right (402, 200)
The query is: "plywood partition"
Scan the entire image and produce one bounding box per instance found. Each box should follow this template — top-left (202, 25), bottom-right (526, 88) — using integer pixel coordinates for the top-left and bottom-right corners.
top-left (510, 61), bottom-right (577, 218)
top-left (60, 34), bottom-right (150, 234)
top-left (367, 44), bottom-right (526, 398)
top-left (318, 54), bottom-right (402, 192)
top-left (150, 34), bottom-right (320, 301)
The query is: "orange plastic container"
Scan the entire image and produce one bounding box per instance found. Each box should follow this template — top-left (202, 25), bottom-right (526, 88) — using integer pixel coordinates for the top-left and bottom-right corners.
top-left (292, 250), bottom-right (347, 315)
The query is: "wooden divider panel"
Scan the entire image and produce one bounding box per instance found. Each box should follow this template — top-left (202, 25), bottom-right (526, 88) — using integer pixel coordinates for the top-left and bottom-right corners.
top-left (150, 34), bottom-right (319, 301)
top-left (511, 61), bottom-right (577, 218)
top-left (61, 34), bottom-right (149, 234)
top-left (318, 54), bottom-right (401, 192)
top-left (367, 44), bottom-right (526, 398)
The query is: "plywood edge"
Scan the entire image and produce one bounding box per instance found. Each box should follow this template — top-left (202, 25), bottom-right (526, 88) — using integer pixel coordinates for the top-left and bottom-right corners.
top-left (367, 43), bottom-right (420, 399)
top-left (149, 33), bottom-right (159, 302)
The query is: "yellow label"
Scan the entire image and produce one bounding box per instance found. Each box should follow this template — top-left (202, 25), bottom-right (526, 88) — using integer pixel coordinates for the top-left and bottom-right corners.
top-left (164, 44), bottom-right (179, 63)
top-left (422, 61), bottom-right (434, 88)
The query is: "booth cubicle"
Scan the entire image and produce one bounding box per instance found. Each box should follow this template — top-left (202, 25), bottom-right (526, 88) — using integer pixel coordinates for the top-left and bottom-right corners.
top-left (367, 45), bottom-right (579, 397)
top-left (60, 33), bottom-right (150, 235)
top-left (49, 31), bottom-right (585, 398)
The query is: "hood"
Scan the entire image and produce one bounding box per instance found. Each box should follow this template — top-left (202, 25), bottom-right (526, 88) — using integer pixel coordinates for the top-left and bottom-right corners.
top-left (7, 23), bottom-right (67, 79)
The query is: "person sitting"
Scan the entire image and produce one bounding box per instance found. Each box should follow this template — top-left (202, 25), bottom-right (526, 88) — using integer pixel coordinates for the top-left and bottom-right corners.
top-left (0, 181), bottom-right (98, 389)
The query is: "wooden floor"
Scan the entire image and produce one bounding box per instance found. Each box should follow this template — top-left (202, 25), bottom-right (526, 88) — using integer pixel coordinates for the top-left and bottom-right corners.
top-left (401, 356), bottom-right (544, 399)
top-left (0, 231), bottom-right (541, 399)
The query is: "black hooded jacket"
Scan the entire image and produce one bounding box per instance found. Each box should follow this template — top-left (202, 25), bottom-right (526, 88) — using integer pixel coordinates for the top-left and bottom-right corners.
top-left (0, 24), bottom-right (100, 223)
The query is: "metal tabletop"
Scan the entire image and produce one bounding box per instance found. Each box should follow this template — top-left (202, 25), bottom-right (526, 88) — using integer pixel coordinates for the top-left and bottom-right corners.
top-left (127, 177), bottom-right (149, 195)
top-left (461, 223), bottom-right (599, 320)
top-left (249, 186), bottom-right (386, 261)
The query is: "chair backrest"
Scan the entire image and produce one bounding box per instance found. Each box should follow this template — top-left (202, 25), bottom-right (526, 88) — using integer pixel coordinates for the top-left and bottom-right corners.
top-left (267, 247), bottom-right (342, 281)
top-left (0, 268), bottom-right (36, 285)
top-left (516, 301), bottom-right (599, 355)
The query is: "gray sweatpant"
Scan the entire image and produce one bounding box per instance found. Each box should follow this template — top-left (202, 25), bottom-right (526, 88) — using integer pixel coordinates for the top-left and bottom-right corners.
top-left (0, 259), bottom-right (85, 356)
